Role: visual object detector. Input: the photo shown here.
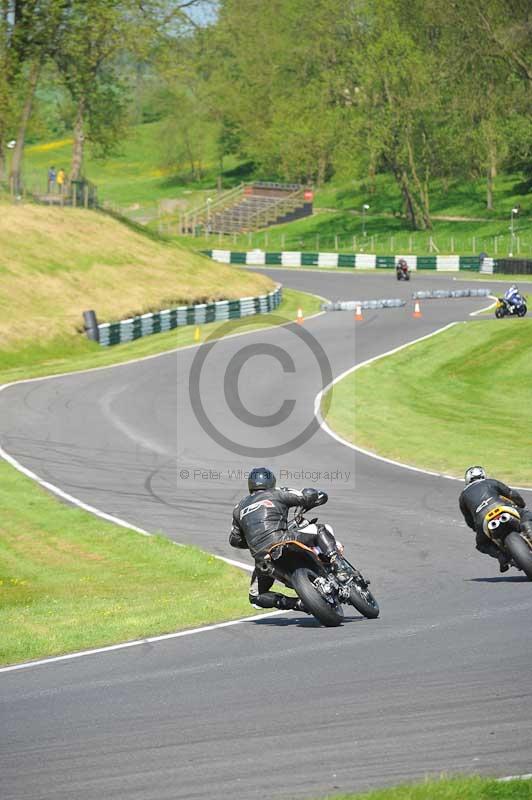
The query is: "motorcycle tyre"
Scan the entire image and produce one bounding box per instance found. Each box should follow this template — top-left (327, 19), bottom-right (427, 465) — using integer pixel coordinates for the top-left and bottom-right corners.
top-left (291, 567), bottom-right (344, 627)
top-left (405, 274), bottom-right (410, 281)
top-left (517, 304), bottom-right (527, 317)
top-left (348, 581), bottom-right (380, 619)
top-left (505, 532), bottom-right (532, 580)
top-left (495, 307), bottom-right (506, 319)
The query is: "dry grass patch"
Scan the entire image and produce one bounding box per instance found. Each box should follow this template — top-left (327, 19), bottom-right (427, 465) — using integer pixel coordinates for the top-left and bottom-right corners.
top-left (0, 200), bottom-right (273, 349)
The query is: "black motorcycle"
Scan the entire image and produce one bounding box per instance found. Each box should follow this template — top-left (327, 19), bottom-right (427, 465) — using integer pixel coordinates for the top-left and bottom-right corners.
top-left (256, 511), bottom-right (379, 627)
top-left (396, 261), bottom-right (410, 281)
top-left (483, 503), bottom-right (532, 579)
top-left (495, 296), bottom-right (527, 318)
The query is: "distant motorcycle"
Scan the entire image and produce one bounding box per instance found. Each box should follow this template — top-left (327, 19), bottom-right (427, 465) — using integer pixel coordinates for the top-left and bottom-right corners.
top-left (256, 510), bottom-right (380, 627)
top-left (483, 502), bottom-right (532, 580)
top-left (396, 260), bottom-right (410, 281)
top-left (495, 295), bottom-right (527, 318)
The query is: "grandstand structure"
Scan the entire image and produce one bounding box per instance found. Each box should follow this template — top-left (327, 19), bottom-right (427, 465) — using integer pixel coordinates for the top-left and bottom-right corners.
top-left (178, 181), bottom-right (313, 236)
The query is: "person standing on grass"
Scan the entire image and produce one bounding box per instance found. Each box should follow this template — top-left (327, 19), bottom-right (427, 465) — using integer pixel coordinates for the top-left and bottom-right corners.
top-left (48, 166), bottom-right (56, 193)
top-left (57, 168), bottom-right (66, 195)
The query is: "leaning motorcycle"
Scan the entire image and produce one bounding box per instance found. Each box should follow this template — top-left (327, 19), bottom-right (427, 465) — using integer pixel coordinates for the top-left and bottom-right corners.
top-left (495, 296), bottom-right (527, 318)
top-left (396, 262), bottom-right (410, 281)
top-left (256, 511), bottom-right (379, 627)
top-left (483, 503), bottom-right (532, 579)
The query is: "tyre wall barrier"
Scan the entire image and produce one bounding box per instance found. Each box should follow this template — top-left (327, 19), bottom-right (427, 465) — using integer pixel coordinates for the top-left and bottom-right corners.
top-left (322, 299), bottom-right (406, 311)
top-left (87, 286), bottom-right (282, 346)
top-left (205, 250), bottom-right (499, 273)
top-left (412, 289), bottom-right (491, 299)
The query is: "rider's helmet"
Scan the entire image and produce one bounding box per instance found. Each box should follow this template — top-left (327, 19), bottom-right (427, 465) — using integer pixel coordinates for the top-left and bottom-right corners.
top-left (248, 467), bottom-right (276, 493)
top-left (464, 466), bottom-right (487, 485)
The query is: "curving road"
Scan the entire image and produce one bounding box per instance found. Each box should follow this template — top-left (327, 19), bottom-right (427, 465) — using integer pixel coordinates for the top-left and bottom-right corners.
top-left (1, 270), bottom-right (531, 800)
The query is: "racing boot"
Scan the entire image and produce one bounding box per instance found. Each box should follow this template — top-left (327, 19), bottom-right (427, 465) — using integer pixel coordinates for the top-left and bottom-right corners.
top-left (273, 594), bottom-right (308, 612)
top-left (497, 552), bottom-right (510, 573)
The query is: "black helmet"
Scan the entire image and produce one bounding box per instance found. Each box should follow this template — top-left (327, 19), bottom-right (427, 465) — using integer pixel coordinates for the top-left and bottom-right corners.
top-left (248, 467), bottom-right (276, 493)
top-left (464, 466), bottom-right (486, 485)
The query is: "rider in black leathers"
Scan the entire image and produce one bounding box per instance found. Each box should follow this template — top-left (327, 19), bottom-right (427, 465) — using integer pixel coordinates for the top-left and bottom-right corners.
top-left (459, 466), bottom-right (532, 572)
top-left (230, 467), bottom-right (344, 611)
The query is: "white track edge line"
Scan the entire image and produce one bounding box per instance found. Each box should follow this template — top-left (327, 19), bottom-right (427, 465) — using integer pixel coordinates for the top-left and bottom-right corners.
top-left (314, 321), bottom-right (531, 492)
top-left (469, 295), bottom-right (497, 316)
top-left (0, 610), bottom-right (288, 674)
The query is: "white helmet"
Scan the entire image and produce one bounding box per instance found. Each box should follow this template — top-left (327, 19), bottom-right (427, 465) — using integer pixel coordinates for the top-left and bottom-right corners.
top-left (464, 466), bottom-right (486, 485)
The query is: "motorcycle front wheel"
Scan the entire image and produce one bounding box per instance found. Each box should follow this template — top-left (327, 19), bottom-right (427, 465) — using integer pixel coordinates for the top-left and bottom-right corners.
top-left (348, 581), bottom-right (380, 618)
top-left (517, 304), bottom-right (527, 317)
top-left (291, 567), bottom-right (344, 627)
top-left (495, 307), bottom-right (505, 318)
top-left (505, 532), bottom-right (532, 580)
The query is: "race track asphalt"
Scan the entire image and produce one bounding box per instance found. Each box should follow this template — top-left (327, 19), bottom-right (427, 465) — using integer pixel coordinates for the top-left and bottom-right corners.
top-left (1, 269), bottom-right (531, 800)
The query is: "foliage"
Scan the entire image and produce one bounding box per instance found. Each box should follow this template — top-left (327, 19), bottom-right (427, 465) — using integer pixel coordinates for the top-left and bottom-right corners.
top-left (4, 1), bottom-right (531, 229)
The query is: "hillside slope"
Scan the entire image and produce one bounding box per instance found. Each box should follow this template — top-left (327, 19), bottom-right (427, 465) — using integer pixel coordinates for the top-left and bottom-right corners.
top-left (0, 201), bottom-right (273, 349)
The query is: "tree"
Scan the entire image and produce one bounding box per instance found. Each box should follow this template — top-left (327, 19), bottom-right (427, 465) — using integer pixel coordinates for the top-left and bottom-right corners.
top-left (4, 0), bottom-right (70, 190)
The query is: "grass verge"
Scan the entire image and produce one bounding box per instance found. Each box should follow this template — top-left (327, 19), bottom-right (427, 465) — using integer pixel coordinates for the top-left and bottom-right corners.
top-left (172, 209), bottom-right (532, 258)
top-left (0, 287), bottom-right (323, 384)
top-left (321, 775), bottom-right (532, 799)
top-left (0, 459), bottom-right (258, 667)
top-left (324, 319), bottom-right (532, 485)
top-left (0, 200), bottom-right (275, 351)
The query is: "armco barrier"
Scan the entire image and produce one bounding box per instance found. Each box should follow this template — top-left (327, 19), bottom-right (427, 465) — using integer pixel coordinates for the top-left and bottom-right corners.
top-left (94, 285), bottom-right (282, 346)
top-left (205, 250), bottom-right (492, 272)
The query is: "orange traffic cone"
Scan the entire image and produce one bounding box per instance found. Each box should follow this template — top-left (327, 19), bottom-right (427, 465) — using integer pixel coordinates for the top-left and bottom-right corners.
top-left (296, 307), bottom-right (304, 325)
top-left (355, 303), bottom-right (364, 321)
top-left (412, 300), bottom-right (422, 318)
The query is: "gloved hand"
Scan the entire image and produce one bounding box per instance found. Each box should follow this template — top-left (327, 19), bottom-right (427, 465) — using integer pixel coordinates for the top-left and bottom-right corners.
top-left (315, 490), bottom-right (328, 507)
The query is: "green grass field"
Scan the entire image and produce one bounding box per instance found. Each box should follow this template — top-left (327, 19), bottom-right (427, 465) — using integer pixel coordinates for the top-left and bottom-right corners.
top-left (321, 776), bottom-right (532, 800)
top-left (178, 209), bottom-right (532, 258)
top-left (0, 460), bottom-right (258, 667)
top-left (21, 121), bottom-right (245, 213)
top-left (324, 318), bottom-right (532, 485)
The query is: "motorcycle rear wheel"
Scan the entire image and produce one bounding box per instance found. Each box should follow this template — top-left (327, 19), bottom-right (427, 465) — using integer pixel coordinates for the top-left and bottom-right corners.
top-left (495, 306), bottom-right (505, 318)
top-left (505, 532), bottom-right (532, 580)
top-left (291, 567), bottom-right (344, 627)
top-left (348, 581), bottom-right (380, 618)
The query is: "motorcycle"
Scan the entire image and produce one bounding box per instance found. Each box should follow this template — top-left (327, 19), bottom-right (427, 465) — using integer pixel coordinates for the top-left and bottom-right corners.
top-left (256, 510), bottom-right (379, 627)
top-left (495, 295), bottom-right (527, 318)
top-left (483, 502), bottom-right (532, 579)
top-left (396, 261), bottom-right (410, 281)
